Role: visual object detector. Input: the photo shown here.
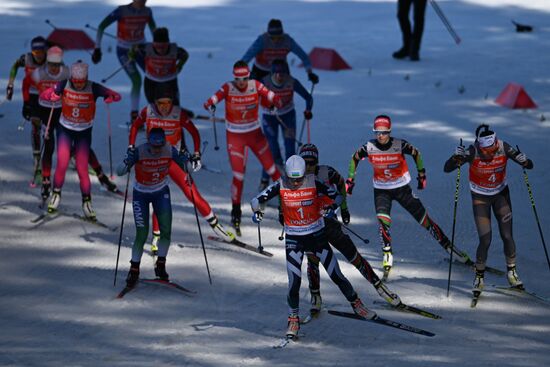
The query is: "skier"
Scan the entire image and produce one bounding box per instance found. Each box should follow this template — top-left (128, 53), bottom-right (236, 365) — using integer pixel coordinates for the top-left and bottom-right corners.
top-left (117, 128), bottom-right (188, 288)
top-left (443, 124), bottom-right (534, 297)
top-left (241, 18), bottom-right (319, 84)
top-left (42, 61), bottom-right (121, 219)
top-left (295, 144), bottom-right (401, 314)
top-left (346, 115), bottom-right (471, 279)
top-left (251, 155), bottom-right (376, 338)
top-left (257, 58), bottom-right (313, 191)
top-left (129, 88), bottom-right (235, 251)
top-left (129, 27), bottom-right (188, 106)
top-left (203, 60), bottom-right (283, 235)
top-left (30, 46), bottom-right (70, 202)
top-left (91, 0), bottom-right (156, 121)
top-left (6, 36), bottom-right (48, 182)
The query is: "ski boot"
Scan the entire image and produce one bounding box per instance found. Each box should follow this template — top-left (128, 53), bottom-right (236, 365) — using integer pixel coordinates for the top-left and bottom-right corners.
top-left (82, 195), bottom-right (97, 220)
top-left (151, 231), bottom-right (160, 256)
top-left (351, 297), bottom-right (376, 320)
top-left (231, 204), bottom-right (242, 236)
top-left (382, 246), bottom-right (393, 280)
top-left (154, 256), bottom-right (169, 281)
top-left (207, 215), bottom-right (235, 243)
top-left (47, 189), bottom-right (62, 214)
top-left (286, 313), bottom-right (300, 339)
top-left (374, 280), bottom-right (402, 306)
top-left (126, 261), bottom-right (140, 288)
top-left (41, 177), bottom-right (51, 199)
top-left (392, 46), bottom-right (410, 59)
top-left (310, 290), bottom-right (322, 316)
top-left (507, 265), bottom-right (524, 290)
top-left (258, 178), bottom-right (269, 192)
top-left (97, 172), bottom-right (118, 193)
top-left (472, 270), bottom-right (484, 293)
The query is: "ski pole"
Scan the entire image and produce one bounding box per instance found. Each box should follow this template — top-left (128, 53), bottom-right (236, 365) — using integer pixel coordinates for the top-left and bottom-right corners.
top-left (278, 227), bottom-right (285, 241)
top-left (210, 108), bottom-right (220, 151)
top-left (43, 106), bottom-right (55, 140)
top-left (187, 171), bottom-right (213, 284)
top-left (17, 120), bottom-right (27, 131)
top-left (45, 19), bottom-right (93, 55)
top-left (84, 24), bottom-right (116, 39)
top-left (297, 83), bottom-right (315, 149)
top-left (105, 103), bottom-right (113, 178)
top-left (429, 0), bottom-right (461, 45)
top-left (101, 60), bottom-right (131, 83)
top-left (113, 169), bottom-right (131, 286)
top-left (274, 111), bottom-right (303, 146)
top-left (446, 138), bottom-right (463, 297)
top-left (341, 222), bottom-right (370, 244)
top-left (195, 114), bottom-right (225, 123)
top-left (257, 221), bottom-right (264, 253)
top-left (517, 145), bottom-right (550, 273)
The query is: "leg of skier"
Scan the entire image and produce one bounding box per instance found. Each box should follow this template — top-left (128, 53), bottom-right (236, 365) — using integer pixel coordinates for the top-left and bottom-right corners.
top-left (151, 185), bottom-right (172, 281)
top-left (127, 189), bottom-right (152, 287)
top-left (374, 188), bottom-right (394, 279)
top-left (259, 114), bottom-right (281, 191)
top-left (284, 236), bottom-right (304, 338)
top-left (226, 131), bottom-right (248, 235)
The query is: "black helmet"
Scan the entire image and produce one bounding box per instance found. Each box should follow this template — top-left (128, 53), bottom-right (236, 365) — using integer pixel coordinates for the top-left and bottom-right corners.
top-left (299, 143), bottom-right (319, 165)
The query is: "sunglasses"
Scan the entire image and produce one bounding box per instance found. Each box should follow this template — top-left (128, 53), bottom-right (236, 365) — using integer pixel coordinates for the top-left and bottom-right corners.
top-left (375, 131), bottom-right (390, 136)
top-left (235, 77), bottom-right (249, 82)
top-left (288, 176), bottom-right (305, 184)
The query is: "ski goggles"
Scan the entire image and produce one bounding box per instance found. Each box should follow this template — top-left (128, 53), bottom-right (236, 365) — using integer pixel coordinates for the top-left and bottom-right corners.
top-left (234, 76), bottom-right (249, 82)
top-left (375, 131), bottom-right (390, 136)
top-left (288, 176), bottom-right (305, 185)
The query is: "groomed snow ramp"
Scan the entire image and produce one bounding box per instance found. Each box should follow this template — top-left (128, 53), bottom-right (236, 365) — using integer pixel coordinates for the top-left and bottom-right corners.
top-left (47, 29), bottom-right (95, 50)
top-left (495, 83), bottom-right (537, 109)
top-left (308, 47), bottom-right (351, 71)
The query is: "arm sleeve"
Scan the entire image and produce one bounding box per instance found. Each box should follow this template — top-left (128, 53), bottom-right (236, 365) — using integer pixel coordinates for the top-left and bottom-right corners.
top-left (91, 82), bottom-right (112, 101)
top-left (289, 36), bottom-right (312, 71)
top-left (147, 11), bottom-right (157, 35)
top-left (256, 81), bottom-right (276, 102)
top-left (180, 112), bottom-right (201, 153)
top-left (241, 35), bottom-right (264, 63)
top-left (293, 78), bottom-right (313, 111)
top-left (128, 107), bottom-right (148, 145)
top-left (95, 8), bottom-right (119, 48)
top-left (315, 180), bottom-right (343, 207)
top-left (348, 144), bottom-right (368, 179)
top-left (443, 145), bottom-right (474, 172)
top-left (251, 181), bottom-right (281, 211)
top-left (207, 84), bottom-right (229, 105)
top-left (504, 141), bottom-right (534, 169)
top-left (401, 139), bottom-right (425, 172)
top-left (8, 55), bottom-right (25, 83)
top-left (176, 47), bottom-right (189, 73)
top-left (327, 166), bottom-right (347, 210)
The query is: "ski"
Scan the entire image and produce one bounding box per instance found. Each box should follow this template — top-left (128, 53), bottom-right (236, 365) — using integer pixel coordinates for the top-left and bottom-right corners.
top-left (490, 285), bottom-right (550, 305)
top-left (139, 278), bottom-right (196, 295)
top-left (327, 310), bottom-right (435, 337)
top-left (471, 291), bottom-right (481, 308)
top-left (207, 235), bottom-right (273, 257)
top-left (372, 301), bottom-right (442, 319)
top-left (69, 213), bottom-right (118, 232)
top-left (444, 258), bottom-right (505, 276)
top-left (116, 285), bottom-right (136, 299)
top-left (30, 211), bottom-right (60, 226)
top-left (202, 164), bottom-right (222, 174)
top-left (273, 335), bottom-right (298, 349)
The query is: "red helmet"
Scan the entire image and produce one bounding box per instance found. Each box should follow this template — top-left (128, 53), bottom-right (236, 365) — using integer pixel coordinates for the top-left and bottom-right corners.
top-left (373, 115), bottom-right (391, 132)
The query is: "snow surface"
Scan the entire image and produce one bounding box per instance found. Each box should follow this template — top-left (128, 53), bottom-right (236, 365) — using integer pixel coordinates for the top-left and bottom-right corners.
top-left (1, 1), bottom-right (549, 366)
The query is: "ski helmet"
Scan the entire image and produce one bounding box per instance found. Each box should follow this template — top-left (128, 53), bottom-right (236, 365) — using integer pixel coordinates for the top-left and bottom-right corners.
top-left (47, 46), bottom-right (63, 63)
top-left (153, 27), bottom-right (169, 43)
top-left (155, 83), bottom-right (173, 101)
top-left (233, 60), bottom-right (250, 79)
top-left (299, 143), bottom-right (319, 166)
top-left (31, 36), bottom-right (48, 51)
top-left (475, 124), bottom-right (496, 148)
top-left (71, 61), bottom-right (88, 81)
top-left (285, 155), bottom-right (306, 179)
top-left (148, 127), bottom-right (166, 147)
top-left (373, 115), bottom-right (391, 132)
top-left (267, 19), bottom-right (283, 36)
top-left (271, 59), bottom-right (289, 75)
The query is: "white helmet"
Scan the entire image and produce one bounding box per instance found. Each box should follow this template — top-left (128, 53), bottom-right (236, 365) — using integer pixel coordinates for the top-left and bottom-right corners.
top-left (71, 61), bottom-right (88, 81)
top-left (285, 155), bottom-right (306, 179)
top-left (47, 46), bottom-right (63, 63)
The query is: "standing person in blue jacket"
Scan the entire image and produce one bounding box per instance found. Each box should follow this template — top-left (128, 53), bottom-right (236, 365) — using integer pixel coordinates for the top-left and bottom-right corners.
top-left (91, 0), bottom-right (156, 122)
top-left (258, 59), bottom-right (313, 191)
top-left (241, 19), bottom-right (319, 84)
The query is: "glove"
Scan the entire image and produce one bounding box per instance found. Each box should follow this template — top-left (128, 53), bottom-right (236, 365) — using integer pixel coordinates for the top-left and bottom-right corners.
top-left (40, 88), bottom-right (60, 102)
top-left (91, 48), bottom-right (102, 64)
top-left (516, 152), bottom-right (527, 164)
top-left (345, 178), bottom-right (355, 195)
top-left (203, 101), bottom-right (215, 112)
top-left (308, 72), bottom-right (319, 85)
top-left (124, 145), bottom-right (137, 167)
top-left (341, 207), bottom-right (350, 225)
top-left (322, 204), bottom-right (338, 218)
top-left (252, 211), bottom-right (263, 223)
top-left (454, 145), bottom-right (466, 157)
top-left (278, 208), bottom-right (284, 226)
top-left (303, 110), bottom-right (313, 120)
top-left (417, 170), bottom-right (427, 190)
top-left (6, 84), bottom-right (14, 101)
top-left (104, 91), bottom-right (121, 104)
top-left (182, 108), bottom-right (195, 119)
top-left (22, 102), bottom-right (31, 120)
top-left (190, 152), bottom-right (202, 172)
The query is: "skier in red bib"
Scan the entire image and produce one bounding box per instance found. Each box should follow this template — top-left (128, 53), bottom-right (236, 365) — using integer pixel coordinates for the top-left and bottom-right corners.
top-left (444, 124), bottom-right (534, 298)
top-left (130, 88), bottom-right (234, 251)
top-left (42, 61), bottom-right (121, 219)
top-left (203, 60), bottom-right (283, 235)
top-left (347, 115), bottom-right (471, 279)
top-left (251, 155), bottom-right (376, 339)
